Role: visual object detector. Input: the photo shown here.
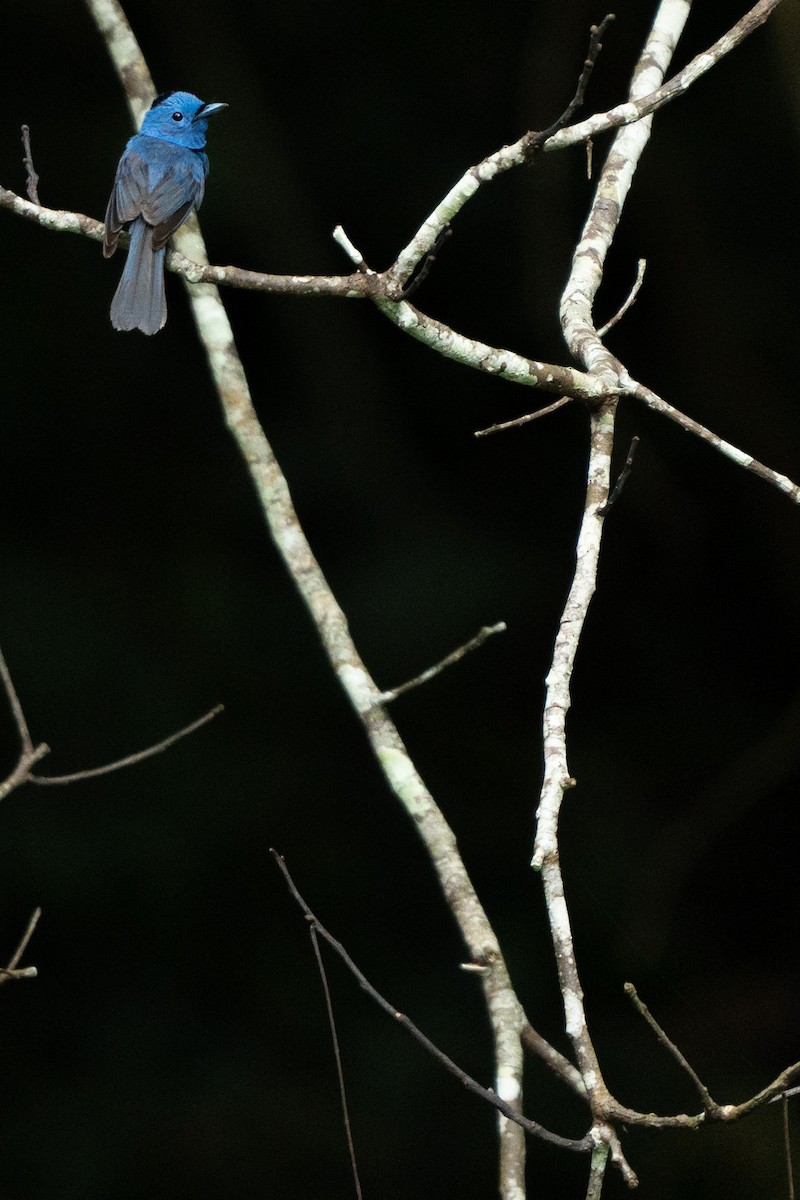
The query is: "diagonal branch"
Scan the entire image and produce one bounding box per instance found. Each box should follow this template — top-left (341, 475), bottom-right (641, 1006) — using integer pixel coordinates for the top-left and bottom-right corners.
top-left (29, 704), bottom-right (224, 786)
top-left (533, 0), bottom-right (693, 1130)
top-left (376, 623), bottom-right (506, 703)
top-left (80, 6), bottom-right (562, 1198)
top-left (0, 907), bottom-right (41, 986)
top-left (0, 641), bottom-right (222, 799)
top-left (271, 851), bottom-right (592, 1155)
top-left (383, 0), bottom-right (785, 291)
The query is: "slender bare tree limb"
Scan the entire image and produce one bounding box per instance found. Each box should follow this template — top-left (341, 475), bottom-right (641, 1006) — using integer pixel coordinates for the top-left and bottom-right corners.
top-left (377, 622), bottom-right (507, 703)
top-left (308, 925), bottom-right (364, 1200)
top-left (533, 0), bottom-right (693, 1139)
top-left (29, 704), bottom-right (224, 785)
top-left (0, 641), bottom-right (222, 798)
top-left (596, 259), bottom-right (646, 338)
top-left (80, 6), bottom-right (557, 1197)
top-left (784, 1095), bottom-right (796, 1200)
top-left (622, 374), bottom-right (800, 502)
top-left (271, 851), bottom-right (591, 1155)
top-left (20, 125), bottom-right (40, 205)
top-left (0, 2), bottom-right (792, 1193)
top-left (0, 907), bottom-right (41, 986)
top-left (382, 0), bottom-right (785, 291)
top-left (520, 1023), bottom-right (586, 1097)
top-left (624, 982), bottom-right (717, 1112)
top-left (0, 643), bottom-right (34, 753)
top-left (474, 397), bottom-right (574, 439)
top-left (598, 436), bottom-right (639, 515)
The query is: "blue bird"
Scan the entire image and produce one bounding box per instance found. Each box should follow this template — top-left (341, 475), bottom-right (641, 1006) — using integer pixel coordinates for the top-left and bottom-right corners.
top-left (103, 91), bottom-right (227, 335)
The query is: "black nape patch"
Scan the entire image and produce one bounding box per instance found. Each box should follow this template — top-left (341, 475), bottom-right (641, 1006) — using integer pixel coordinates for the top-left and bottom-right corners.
top-left (151, 91), bottom-right (176, 108)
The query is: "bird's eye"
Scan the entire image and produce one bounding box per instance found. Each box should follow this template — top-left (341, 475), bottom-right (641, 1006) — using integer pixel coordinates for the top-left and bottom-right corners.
top-left (172, 112), bottom-right (184, 122)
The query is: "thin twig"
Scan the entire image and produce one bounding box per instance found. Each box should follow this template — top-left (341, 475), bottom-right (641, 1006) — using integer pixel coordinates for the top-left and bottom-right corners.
top-left (624, 983), bottom-right (717, 1112)
top-left (377, 623), bottom-right (506, 703)
top-left (20, 125), bottom-right (40, 205)
top-left (395, 226), bottom-right (451, 302)
top-left (523, 15), bottom-right (616, 157)
top-left (624, 376), bottom-right (800, 503)
top-left (596, 259), bottom-right (647, 337)
top-left (309, 926), bottom-right (364, 1200)
top-left (598, 436), bottom-right (639, 514)
top-left (520, 1023), bottom-right (586, 1097)
top-left (474, 396), bottom-right (573, 438)
top-left (0, 907), bottom-right (41, 986)
top-left (784, 1094), bottom-right (796, 1200)
top-left (30, 704), bottom-right (224, 785)
top-left (6, 906), bottom-right (41, 971)
top-left (271, 850), bottom-right (591, 1154)
top-left (0, 643), bottom-right (33, 753)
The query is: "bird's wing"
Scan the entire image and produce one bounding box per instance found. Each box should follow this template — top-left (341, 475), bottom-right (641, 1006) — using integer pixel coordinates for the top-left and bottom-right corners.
top-left (104, 140), bottom-right (208, 256)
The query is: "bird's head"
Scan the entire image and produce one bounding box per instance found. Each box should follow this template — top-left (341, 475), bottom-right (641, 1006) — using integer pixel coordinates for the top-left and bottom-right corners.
top-left (140, 91), bottom-right (227, 148)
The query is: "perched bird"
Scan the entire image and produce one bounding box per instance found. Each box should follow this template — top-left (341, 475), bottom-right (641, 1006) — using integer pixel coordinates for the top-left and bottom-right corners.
top-left (103, 91), bottom-right (227, 335)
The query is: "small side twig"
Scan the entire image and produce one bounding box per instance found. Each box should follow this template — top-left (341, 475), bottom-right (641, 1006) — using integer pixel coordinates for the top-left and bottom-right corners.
top-left (376, 623), bottom-right (506, 703)
top-left (1, 642), bottom-right (222, 798)
top-left (309, 925), bottom-right (364, 1200)
top-left (0, 643), bottom-right (34, 753)
top-left (20, 125), bottom-right (40, 205)
top-left (596, 259), bottom-right (647, 337)
top-left (523, 14), bottom-right (616, 158)
top-left (598, 436), bottom-right (639, 514)
top-left (270, 850), bottom-right (591, 1154)
top-left (30, 703), bottom-right (224, 785)
top-left (625, 982), bottom-right (718, 1112)
top-left (474, 396), bottom-right (573, 438)
top-left (0, 907), bottom-right (41, 986)
top-left (394, 226), bottom-right (452, 302)
top-left (784, 1093), bottom-right (796, 1200)
top-left (521, 1023), bottom-right (586, 1097)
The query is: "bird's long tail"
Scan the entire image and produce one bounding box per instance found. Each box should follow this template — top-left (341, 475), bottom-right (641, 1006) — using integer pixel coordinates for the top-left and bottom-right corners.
top-left (109, 218), bottom-right (167, 335)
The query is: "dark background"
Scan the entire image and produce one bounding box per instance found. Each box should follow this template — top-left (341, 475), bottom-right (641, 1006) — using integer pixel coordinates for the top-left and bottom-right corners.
top-left (2, 2), bottom-right (799, 1197)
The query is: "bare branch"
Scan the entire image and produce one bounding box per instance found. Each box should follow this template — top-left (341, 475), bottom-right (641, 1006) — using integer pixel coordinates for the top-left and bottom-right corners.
top-left (625, 982), bottom-right (718, 1112)
top-left (474, 396), bottom-right (574, 439)
top-left (308, 925), bottom-right (364, 1200)
top-left (533, 1), bottom-right (693, 1125)
top-left (596, 259), bottom-right (647, 338)
top-left (20, 125), bottom-right (40, 205)
top-left (0, 907), bottom-right (41, 987)
top-left (0, 643), bottom-right (34, 754)
top-left (30, 704), bottom-right (224, 786)
top-left (585, 1137), bottom-right (610, 1200)
top-left (623, 375), bottom-right (800, 503)
top-left (1, 641), bottom-right (222, 796)
top-left (384, 1), bottom-right (785, 292)
top-left (783, 1094), bottom-right (796, 1200)
top-left (271, 851), bottom-right (592, 1155)
top-left (520, 1023), bottom-right (586, 1097)
top-left (82, 7), bottom-right (540, 1195)
top-left (523, 14), bottom-right (616, 155)
top-left (377, 623), bottom-right (506, 703)
top-left (598, 436), bottom-right (639, 515)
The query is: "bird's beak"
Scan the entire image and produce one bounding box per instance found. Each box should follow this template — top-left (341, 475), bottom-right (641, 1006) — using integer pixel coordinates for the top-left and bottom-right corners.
top-left (194, 102), bottom-right (228, 122)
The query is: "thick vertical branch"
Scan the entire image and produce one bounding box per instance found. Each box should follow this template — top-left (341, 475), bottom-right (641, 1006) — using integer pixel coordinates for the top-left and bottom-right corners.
top-left (532, 0), bottom-right (693, 1116)
top-left (534, 403), bottom-right (616, 1102)
top-left (83, 3), bottom-right (532, 1195)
